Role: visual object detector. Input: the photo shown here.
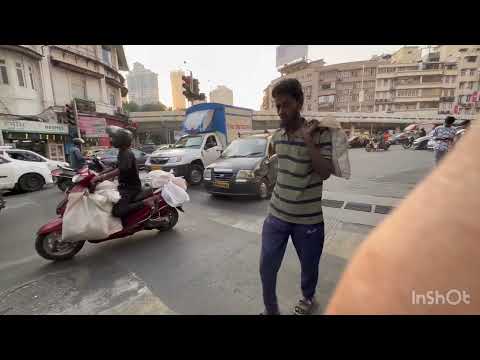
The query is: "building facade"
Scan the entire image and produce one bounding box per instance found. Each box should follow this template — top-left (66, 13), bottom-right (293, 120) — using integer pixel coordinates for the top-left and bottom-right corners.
top-left (126, 62), bottom-right (159, 106)
top-left (262, 45), bottom-right (480, 116)
top-left (0, 45), bottom-right (129, 160)
top-left (170, 70), bottom-right (186, 110)
top-left (262, 58), bottom-right (380, 113)
top-left (209, 85), bottom-right (233, 105)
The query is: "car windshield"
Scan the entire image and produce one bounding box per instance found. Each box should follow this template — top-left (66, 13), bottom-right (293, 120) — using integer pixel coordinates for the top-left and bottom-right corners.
top-left (221, 138), bottom-right (267, 158)
top-left (174, 136), bottom-right (203, 149)
top-left (101, 148), bottom-right (119, 157)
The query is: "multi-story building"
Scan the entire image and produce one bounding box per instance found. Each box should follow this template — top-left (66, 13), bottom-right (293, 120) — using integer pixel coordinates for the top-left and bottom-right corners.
top-left (375, 46), bottom-right (455, 114)
top-left (170, 70), bottom-right (186, 110)
top-left (126, 62), bottom-right (159, 106)
top-left (262, 58), bottom-right (380, 113)
top-left (453, 46), bottom-right (480, 115)
top-left (0, 45), bottom-right (129, 160)
top-left (374, 45), bottom-right (480, 115)
top-left (262, 45), bottom-right (480, 116)
top-left (209, 85), bottom-right (234, 105)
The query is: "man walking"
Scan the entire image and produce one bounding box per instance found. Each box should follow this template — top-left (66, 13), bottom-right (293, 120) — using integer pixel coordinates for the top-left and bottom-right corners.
top-left (259, 78), bottom-right (334, 315)
top-left (432, 116), bottom-right (457, 165)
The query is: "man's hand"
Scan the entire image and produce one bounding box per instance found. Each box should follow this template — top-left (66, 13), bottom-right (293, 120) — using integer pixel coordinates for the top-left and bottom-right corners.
top-left (302, 119), bottom-right (320, 146)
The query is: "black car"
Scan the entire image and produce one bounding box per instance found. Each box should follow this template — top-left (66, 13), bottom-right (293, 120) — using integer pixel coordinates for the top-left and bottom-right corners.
top-left (203, 134), bottom-right (277, 199)
top-left (96, 148), bottom-right (148, 169)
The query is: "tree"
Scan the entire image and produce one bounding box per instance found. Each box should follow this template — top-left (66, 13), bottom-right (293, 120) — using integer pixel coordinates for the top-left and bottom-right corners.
top-left (122, 101), bottom-right (140, 113)
top-left (140, 103), bottom-right (167, 112)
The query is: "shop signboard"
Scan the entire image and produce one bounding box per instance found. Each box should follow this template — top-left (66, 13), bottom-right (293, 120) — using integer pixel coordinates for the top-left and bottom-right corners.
top-left (0, 119), bottom-right (68, 134)
top-left (78, 116), bottom-right (107, 138)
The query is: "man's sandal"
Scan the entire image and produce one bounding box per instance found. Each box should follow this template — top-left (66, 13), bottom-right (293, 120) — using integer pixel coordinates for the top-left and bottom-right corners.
top-left (294, 298), bottom-right (317, 315)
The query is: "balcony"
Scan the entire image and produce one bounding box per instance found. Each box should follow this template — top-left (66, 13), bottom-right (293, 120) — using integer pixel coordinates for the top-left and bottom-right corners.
top-left (457, 88), bottom-right (477, 96)
top-left (317, 89), bottom-right (336, 96)
top-left (393, 97), bottom-right (440, 103)
top-left (440, 96), bottom-right (455, 102)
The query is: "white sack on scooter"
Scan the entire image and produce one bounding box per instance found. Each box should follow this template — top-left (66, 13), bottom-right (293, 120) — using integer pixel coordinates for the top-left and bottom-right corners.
top-left (61, 181), bottom-right (123, 242)
top-left (144, 170), bottom-right (188, 190)
top-left (161, 180), bottom-right (190, 207)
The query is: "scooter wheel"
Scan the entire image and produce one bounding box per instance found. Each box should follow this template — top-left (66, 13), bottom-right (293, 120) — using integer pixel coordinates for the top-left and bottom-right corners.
top-left (157, 207), bottom-right (179, 232)
top-left (35, 232), bottom-right (85, 261)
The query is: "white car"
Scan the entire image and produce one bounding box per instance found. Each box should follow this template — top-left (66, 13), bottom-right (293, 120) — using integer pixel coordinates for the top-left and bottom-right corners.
top-left (0, 150), bottom-right (56, 192)
top-left (0, 147), bottom-right (69, 172)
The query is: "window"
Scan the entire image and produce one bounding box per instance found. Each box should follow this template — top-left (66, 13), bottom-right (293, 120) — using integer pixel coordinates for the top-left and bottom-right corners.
top-left (71, 76), bottom-right (87, 99)
top-left (102, 46), bottom-right (112, 66)
top-left (0, 59), bottom-right (8, 85)
top-left (307, 103), bottom-right (312, 111)
top-left (16, 62), bottom-right (25, 87)
top-left (304, 86), bottom-right (312, 100)
top-left (459, 82), bottom-right (465, 89)
top-left (466, 56), bottom-right (477, 63)
top-left (470, 69), bottom-right (476, 76)
top-left (467, 82), bottom-right (474, 89)
top-left (28, 65), bottom-right (35, 90)
top-left (461, 69), bottom-right (467, 76)
top-left (205, 136), bottom-right (217, 149)
top-left (397, 89), bottom-right (418, 97)
top-left (7, 151), bottom-right (45, 162)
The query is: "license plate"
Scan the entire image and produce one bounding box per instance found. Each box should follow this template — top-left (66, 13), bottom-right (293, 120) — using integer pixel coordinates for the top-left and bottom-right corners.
top-left (213, 180), bottom-right (230, 189)
top-left (150, 165), bottom-right (163, 170)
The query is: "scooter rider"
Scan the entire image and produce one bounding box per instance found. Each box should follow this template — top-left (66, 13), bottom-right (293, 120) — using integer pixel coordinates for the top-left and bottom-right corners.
top-left (90, 126), bottom-right (158, 221)
top-left (70, 138), bottom-right (86, 171)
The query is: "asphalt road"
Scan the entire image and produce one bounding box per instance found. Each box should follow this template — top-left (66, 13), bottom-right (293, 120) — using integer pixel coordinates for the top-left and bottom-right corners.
top-left (0, 146), bottom-right (435, 315)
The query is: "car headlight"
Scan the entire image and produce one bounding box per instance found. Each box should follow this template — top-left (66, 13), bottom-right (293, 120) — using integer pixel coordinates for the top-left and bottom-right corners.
top-left (168, 156), bottom-right (183, 163)
top-left (236, 170), bottom-right (255, 181)
top-left (204, 168), bottom-right (212, 181)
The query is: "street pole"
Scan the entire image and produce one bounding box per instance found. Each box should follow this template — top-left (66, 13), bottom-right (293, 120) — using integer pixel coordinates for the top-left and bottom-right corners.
top-left (359, 64), bottom-right (365, 113)
top-left (73, 99), bottom-right (81, 140)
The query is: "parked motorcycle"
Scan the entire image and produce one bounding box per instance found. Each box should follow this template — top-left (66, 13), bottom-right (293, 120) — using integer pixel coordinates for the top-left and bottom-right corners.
top-left (36, 158), bottom-right (182, 261)
top-left (401, 136), bottom-right (415, 149)
top-left (412, 135), bottom-right (432, 150)
top-left (365, 138), bottom-right (390, 152)
top-left (52, 156), bottom-right (106, 192)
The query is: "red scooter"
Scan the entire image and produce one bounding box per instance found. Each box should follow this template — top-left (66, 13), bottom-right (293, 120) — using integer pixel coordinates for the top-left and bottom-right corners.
top-left (35, 158), bottom-right (182, 261)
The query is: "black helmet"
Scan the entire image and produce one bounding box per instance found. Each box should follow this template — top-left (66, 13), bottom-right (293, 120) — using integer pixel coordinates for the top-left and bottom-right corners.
top-left (106, 125), bottom-right (133, 148)
top-left (73, 138), bottom-right (85, 146)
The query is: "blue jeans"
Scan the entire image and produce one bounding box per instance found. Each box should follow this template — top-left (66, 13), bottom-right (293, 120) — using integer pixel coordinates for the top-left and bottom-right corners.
top-left (260, 214), bottom-right (325, 314)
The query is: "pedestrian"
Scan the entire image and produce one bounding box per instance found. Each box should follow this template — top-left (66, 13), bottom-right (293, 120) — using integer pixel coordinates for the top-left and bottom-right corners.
top-left (259, 78), bottom-right (334, 315)
top-left (431, 116), bottom-right (457, 165)
top-left (69, 138), bottom-right (86, 171)
top-left (419, 128), bottom-right (426, 137)
top-left (383, 130), bottom-right (390, 144)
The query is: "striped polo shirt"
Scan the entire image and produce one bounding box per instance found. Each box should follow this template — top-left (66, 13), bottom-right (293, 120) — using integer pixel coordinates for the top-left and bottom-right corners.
top-left (269, 120), bottom-right (333, 225)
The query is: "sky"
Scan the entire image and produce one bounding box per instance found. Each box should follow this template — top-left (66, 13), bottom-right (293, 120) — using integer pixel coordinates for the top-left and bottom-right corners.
top-left (123, 45), bottom-right (409, 110)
